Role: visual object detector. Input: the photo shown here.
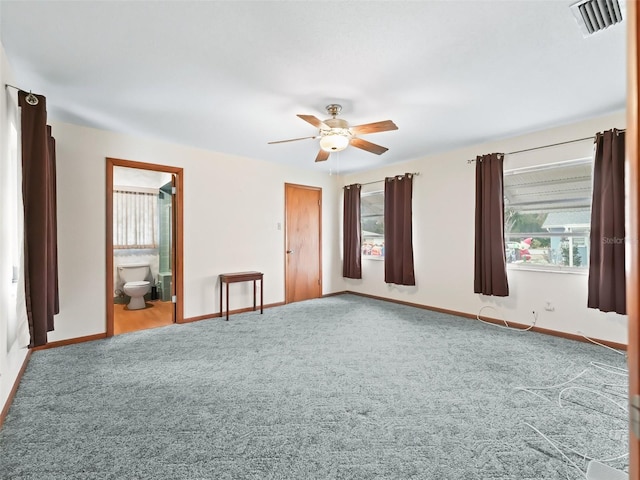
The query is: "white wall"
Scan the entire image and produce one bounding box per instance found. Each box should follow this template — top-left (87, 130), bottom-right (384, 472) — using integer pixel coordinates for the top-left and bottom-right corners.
top-left (341, 111), bottom-right (628, 345)
top-left (0, 40), bottom-right (29, 415)
top-left (49, 121), bottom-right (342, 342)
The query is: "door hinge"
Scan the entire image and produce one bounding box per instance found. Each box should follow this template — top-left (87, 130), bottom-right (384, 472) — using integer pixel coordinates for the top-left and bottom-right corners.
top-left (171, 186), bottom-right (177, 195)
top-left (318, 279), bottom-right (321, 285)
top-left (631, 395), bottom-right (640, 438)
top-left (318, 199), bottom-right (321, 206)
top-left (171, 295), bottom-right (177, 303)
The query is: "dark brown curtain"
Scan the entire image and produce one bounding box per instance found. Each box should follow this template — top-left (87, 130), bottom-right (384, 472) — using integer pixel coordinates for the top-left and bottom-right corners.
top-left (474, 153), bottom-right (509, 296)
top-left (588, 129), bottom-right (626, 314)
top-left (384, 173), bottom-right (415, 285)
top-left (19, 91), bottom-right (59, 347)
top-left (343, 183), bottom-right (362, 279)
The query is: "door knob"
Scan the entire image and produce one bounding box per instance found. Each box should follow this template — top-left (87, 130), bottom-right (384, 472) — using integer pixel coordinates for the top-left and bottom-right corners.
top-left (286, 250), bottom-right (294, 254)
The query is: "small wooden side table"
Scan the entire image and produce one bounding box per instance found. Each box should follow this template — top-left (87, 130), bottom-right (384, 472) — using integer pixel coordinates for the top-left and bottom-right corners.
top-left (219, 271), bottom-right (264, 321)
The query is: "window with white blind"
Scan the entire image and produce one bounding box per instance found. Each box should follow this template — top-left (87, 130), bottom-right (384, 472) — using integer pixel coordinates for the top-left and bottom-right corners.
top-left (113, 188), bottom-right (159, 249)
top-left (504, 158), bottom-right (592, 271)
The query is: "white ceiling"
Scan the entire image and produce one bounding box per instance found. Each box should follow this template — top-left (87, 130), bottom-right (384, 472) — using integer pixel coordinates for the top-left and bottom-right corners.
top-left (0, 0), bottom-right (626, 174)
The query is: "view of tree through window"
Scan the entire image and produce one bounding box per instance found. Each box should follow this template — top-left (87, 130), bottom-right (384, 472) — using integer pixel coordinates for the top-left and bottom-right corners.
top-left (504, 159), bottom-right (592, 270)
top-left (361, 191), bottom-right (384, 258)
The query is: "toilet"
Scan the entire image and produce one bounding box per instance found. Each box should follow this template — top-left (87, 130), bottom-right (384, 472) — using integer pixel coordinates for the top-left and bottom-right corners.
top-left (117, 264), bottom-right (151, 310)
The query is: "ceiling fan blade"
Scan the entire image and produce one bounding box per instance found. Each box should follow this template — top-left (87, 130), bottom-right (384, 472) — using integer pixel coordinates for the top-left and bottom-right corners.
top-left (268, 135), bottom-right (317, 144)
top-left (298, 114), bottom-right (330, 130)
top-left (350, 137), bottom-right (389, 155)
top-left (315, 149), bottom-right (330, 162)
top-left (350, 120), bottom-right (398, 135)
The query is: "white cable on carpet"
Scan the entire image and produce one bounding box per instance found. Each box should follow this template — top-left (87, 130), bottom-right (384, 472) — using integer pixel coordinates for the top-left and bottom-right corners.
top-left (518, 364), bottom-right (629, 475)
top-left (556, 438), bottom-right (629, 464)
top-left (476, 305), bottom-right (537, 332)
top-left (514, 369), bottom-right (589, 401)
top-left (515, 361), bottom-right (627, 402)
top-left (601, 383), bottom-right (630, 399)
top-left (589, 361), bottom-right (628, 376)
top-left (526, 421), bottom-right (628, 478)
top-left (484, 310), bottom-right (629, 475)
top-left (558, 386), bottom-right (627, 415)
top-left (524, 422), bottom-right (588, 479)
top-left (577, 331), bottom-right (625, 356)
top-left (556, 386), bottom-right (629, 463)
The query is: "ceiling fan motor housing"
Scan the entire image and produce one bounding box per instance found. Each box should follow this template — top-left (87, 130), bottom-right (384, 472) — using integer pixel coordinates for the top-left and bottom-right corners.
top-left (324, 118), bottom-right (349, 129)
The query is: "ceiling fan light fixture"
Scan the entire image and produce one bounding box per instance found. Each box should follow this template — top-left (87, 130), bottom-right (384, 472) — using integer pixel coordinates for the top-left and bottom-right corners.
top-left (268, 103), bottom-right (397, 162)
top-left (319, 132), bottom-right (350, 152)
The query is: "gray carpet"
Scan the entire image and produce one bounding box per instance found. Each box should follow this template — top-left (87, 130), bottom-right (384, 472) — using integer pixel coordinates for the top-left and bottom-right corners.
top-left (0, 294), bottom-right (629, 479)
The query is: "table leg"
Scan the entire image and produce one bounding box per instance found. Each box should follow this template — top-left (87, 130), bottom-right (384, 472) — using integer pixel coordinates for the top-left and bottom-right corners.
top-left (253, 280), bottom-right (256, 311)
top-left (219, 280), bottom-right (223, 319)
top-left (226, 282), bottom-right (230, 321)
top-left (260, 276), bottom-right (263, 314)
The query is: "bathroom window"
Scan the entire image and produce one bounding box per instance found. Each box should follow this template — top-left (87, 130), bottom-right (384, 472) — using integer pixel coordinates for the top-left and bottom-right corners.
top-left (113, 188), bottom-right (159, 249)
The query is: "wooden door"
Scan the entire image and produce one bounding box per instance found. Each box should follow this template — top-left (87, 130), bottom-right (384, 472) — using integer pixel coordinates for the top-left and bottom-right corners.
top-left (285, 183), bottom-right (322, 303)
top-left (628, 1), bottom-right (639, 476)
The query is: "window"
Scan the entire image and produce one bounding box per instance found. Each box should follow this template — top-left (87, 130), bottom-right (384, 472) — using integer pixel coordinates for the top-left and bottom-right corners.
top-left (8, 121), bottom-right (20, 283)
top-left (504, 158), bottom-right (592, 271)
top-left (113, 188), bottom-right (159, 249)
top-left (361, 190), bottom-right (384, 258)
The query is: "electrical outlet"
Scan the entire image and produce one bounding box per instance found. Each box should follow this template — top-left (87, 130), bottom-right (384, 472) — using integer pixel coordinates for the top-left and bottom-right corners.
top-left (544, 301), bottom-right (555, 312)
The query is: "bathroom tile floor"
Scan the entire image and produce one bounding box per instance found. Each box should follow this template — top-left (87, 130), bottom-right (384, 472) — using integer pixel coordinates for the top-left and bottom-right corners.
top-left (114, 300), bottom-right (174, 335)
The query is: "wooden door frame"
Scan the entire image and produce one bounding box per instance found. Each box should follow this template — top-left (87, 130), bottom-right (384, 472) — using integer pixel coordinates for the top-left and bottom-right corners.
top-left (106, 158), bottom-right (184, 336)
top-left (284, 183), bottom-right (322, 304)
top-left (628, 1), bottom-right (639, 476)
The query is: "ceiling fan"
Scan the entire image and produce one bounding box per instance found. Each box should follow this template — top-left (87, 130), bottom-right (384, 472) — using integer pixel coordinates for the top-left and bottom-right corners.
top-left (268, 104), bottom-right (398, 162)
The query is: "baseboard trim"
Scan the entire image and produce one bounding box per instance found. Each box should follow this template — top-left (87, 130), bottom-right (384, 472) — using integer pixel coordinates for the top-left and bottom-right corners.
top-left (31, 333), bottom-right (108, 351)
top-left (344, 291), bottom-right (627, 351)
top-left (20, 293), bottom-right (628, 351)
top-left (0, 349), bottom-right (32, 430)
top-left (31, 300), bottom-right (290, 347)
top-left (322, 291), bottom-right (348, 298)
top-left (180, 313), bottom-right (217, 323)
top-left (474, 316), bottom-right (628, 351)
top-left (182, 301), bottom-right (286, 323)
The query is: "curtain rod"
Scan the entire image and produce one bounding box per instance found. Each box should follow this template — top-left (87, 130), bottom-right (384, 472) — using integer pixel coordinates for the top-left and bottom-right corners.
top-left (354, 172), bottom-right (420, 187)
top-left (5, 83), bottom-right (40, 105)
top-left (466, 129), bottom-right (626, 164)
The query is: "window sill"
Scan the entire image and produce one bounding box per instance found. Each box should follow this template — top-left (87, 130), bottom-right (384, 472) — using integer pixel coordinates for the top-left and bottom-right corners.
top-left (507, 264), bottom-right (588, 275)
top-left (114, 248), bottom-right (159, 254)
top-left (363, 256), bottom-right (384, 261)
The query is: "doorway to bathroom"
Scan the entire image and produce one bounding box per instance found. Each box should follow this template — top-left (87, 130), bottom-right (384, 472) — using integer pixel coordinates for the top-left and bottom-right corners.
top-left (106, 158), bottom-right (184, 336)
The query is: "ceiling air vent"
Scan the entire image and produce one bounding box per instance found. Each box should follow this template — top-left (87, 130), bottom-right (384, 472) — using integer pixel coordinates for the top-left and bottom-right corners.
top-left (570, 0), bottom-right (625, 36)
